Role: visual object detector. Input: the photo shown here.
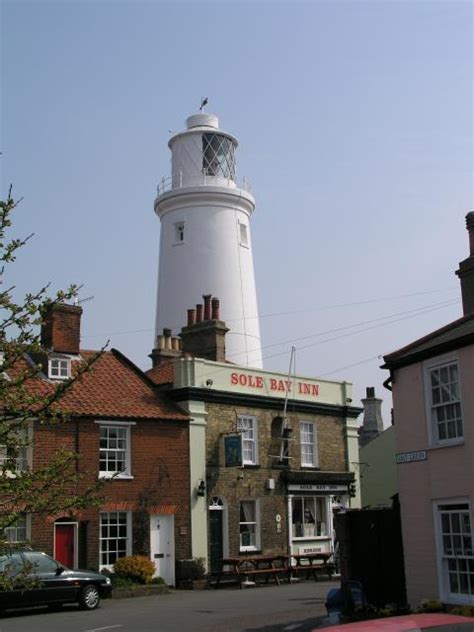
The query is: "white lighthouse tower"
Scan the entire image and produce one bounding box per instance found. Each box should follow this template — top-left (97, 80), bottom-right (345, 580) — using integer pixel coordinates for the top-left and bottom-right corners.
top-left (153, 109), bottom-right (263, 367)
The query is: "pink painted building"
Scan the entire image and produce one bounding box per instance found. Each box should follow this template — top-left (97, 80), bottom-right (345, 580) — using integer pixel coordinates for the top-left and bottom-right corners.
top-left (382, 212), bottom-right (474, 608)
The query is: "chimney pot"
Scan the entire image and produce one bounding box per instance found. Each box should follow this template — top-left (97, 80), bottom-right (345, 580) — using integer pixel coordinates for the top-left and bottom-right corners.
top-left (196, 304), bottom-right (203, 323)
top-left (187, 309), bottom-right (196, 326)
top-left (466, 211), bottom-right (474, 255)
top-left (203, 294), bottom-right (212, 320)
top-left (366, 386), bottom-right (375, 398)
top-left (162, 328), bottom-right (172, 350)
top-left (211, 297), bottom-right (220, 320)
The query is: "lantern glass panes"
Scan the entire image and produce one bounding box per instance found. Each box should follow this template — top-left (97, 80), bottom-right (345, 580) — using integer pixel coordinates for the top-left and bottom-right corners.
top-left (202, 133), bottom-right (236, 180)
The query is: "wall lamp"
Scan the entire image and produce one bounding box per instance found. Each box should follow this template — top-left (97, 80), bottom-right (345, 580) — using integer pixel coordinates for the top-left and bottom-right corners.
top-left (196, 479), bottom-right (206, 497)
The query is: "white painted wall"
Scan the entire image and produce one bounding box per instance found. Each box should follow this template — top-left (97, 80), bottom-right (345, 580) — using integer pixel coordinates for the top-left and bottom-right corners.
top-left (154, 113), bottom-right (263, 368)
top-left (155, 193), bottom-right (261, 366)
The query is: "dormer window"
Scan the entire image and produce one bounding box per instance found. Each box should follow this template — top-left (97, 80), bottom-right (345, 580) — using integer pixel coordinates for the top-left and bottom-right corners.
top-left (49, 356), bottom-right (71, 380)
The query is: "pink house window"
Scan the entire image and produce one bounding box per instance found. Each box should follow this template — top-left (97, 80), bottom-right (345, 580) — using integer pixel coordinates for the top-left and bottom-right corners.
top-left (429, 361), bottom-right (463, 442)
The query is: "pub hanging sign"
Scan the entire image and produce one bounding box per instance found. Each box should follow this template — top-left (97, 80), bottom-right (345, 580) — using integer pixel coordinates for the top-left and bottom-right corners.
top-left (224, 434), bottom-right (243, 468)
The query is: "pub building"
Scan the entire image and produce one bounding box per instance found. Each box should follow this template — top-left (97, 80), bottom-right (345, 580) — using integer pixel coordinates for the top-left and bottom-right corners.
top-left (147, 296), bottom-right (362, 572)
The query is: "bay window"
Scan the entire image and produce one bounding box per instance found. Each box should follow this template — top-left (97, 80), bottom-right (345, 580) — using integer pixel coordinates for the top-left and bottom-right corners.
top-left (292, 496), bottom-right (328, 538)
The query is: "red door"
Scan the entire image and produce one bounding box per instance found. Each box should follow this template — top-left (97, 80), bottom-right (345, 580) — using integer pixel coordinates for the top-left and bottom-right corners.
top-left (55, 524), bottom-right (75, 568)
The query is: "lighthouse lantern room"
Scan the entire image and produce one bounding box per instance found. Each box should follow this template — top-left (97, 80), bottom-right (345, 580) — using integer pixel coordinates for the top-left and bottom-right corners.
top-left (154, 110), bottom-right (263, 368)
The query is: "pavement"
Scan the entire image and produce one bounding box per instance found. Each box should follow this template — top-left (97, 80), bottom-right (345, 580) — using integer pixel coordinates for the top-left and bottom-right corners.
top-left (0, 579), bottom-right (337, 632)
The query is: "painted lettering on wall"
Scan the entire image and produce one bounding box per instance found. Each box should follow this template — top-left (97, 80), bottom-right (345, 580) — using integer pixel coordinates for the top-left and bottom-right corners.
top-left (230, 372), bottom-right (319, 398)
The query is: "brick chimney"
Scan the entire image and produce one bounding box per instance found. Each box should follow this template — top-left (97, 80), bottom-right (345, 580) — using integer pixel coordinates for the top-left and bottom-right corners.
top-left (359, 386), bottom-right (384, 448)
top-left (149, 328), bottom-right (183, 368)
top-left (179, 295), bottom-right (229, 362)
top-left (455, 211), bottom-right (474, 315)
top-left (40, 303), bottom-right (82, 355)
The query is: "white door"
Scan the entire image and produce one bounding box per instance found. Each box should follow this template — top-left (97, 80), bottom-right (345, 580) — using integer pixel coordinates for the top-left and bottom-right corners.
top-left (150, 514), bottom-right (175, 586)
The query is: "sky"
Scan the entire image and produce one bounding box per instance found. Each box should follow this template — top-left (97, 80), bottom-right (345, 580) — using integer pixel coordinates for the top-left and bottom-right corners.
top-left (1, 0), bottom-right (473, 425)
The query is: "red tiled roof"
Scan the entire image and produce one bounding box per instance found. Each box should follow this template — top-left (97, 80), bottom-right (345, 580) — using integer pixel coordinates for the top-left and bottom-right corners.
top-left (6, 348), bottom-right (188, 422)
top-left (146, 362), bottom-right (175, 385)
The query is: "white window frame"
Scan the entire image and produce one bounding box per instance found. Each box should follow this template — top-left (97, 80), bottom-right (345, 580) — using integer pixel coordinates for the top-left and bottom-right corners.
top-left (433, 498), bottom-right (474, 604)
top-left (237, 415), bottom-right (258, 465)
top-left (0, 423), bottom-right (32, 476)
top-left (3, 514), bottom-right (30, 543)
top-left (239, 499), bottom-right (261, 552)
top-left (300, 421), bottom-right (318, 468)
top-left (96, 420), bottom-right (135, 479)
top-left (174, 221), bottom-right (185, 245)
top-left (48, 355), bottom-right (71, 380)
top-left (424, 353), bottom-right (464, 447)
top-left (99, 510), bottom-right (132, 571)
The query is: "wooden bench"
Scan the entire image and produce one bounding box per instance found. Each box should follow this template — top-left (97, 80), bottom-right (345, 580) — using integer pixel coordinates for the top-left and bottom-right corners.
top-left (243, 566), bottom-right (288, 585)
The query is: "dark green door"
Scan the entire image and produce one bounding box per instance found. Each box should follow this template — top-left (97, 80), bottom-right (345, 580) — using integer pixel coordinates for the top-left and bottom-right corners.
top-left (209, 510), bottom-right (223, 573)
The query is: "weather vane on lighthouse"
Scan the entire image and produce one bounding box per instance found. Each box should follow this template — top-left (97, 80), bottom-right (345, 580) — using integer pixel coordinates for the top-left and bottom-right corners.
top-left (199, 97), bottom-right (208, 112)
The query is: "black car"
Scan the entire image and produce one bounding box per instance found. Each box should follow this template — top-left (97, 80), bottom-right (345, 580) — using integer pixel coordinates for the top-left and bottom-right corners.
top-left (0, 550), bottom-right (112, 612)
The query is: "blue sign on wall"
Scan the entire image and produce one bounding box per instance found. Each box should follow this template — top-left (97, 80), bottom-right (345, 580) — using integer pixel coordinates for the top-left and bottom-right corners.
top-left (224, 434), bottom-right (243, 467)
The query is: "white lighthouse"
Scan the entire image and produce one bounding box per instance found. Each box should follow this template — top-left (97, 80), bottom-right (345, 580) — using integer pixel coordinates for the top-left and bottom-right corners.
top-left (153, 110), bottom-right (263, 367)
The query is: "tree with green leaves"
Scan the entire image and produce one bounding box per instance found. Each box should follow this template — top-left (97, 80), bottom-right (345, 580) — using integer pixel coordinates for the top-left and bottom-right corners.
top-left (0, 188), bottom-right (106, 543)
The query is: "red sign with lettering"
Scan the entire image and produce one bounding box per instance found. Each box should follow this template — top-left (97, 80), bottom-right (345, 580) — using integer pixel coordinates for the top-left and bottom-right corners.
top-left (230, 372), bottom-right (319, 397)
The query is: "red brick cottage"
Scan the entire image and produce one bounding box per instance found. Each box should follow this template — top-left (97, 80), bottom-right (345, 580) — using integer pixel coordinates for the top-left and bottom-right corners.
top-left (2, 304), bottom-right (190, 585)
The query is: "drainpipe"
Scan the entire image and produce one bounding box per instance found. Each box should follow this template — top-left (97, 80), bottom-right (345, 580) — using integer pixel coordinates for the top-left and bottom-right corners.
top-left (75, 418), bottom-right (80, 473)
top-left (287, 494), bottom-right (293, 560)
top-left (383, 369), bottom-right (393, 392)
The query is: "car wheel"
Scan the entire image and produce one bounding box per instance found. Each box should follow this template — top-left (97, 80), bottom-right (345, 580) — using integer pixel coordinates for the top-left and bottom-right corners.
top-left (79, 584), bottom-right (101, 610)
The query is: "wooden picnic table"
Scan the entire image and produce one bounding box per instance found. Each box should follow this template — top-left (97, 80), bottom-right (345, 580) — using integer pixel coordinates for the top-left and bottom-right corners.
top-left (287, 552), bottom-right (335, 581)
top-left (214, 554), bottom-right (288, 588)
top-left (212, 552), bottom-right (335, 588)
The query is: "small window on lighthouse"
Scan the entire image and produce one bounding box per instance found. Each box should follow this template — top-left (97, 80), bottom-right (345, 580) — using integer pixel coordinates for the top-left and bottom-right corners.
top-left (174, 222), bottom-right (185, 244)
top-left (239, 222), bottom-right (249, 247)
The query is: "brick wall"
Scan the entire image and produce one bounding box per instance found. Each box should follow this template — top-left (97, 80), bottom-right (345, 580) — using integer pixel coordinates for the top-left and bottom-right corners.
top-left (205, 402), bottom-right (347, 557)
top-left (30, 417), bottom-right (191, 569)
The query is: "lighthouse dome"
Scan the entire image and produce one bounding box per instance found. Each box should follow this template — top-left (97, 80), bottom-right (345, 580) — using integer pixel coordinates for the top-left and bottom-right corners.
top-left (186, 113), bottom-right (219, 129)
